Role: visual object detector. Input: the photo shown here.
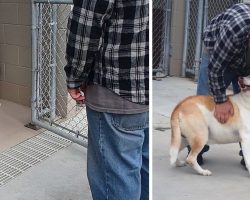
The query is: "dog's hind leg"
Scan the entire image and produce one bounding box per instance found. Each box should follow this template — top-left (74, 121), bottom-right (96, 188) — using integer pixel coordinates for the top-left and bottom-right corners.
top-left (186, 136), bottom-right (212, 176)
top-left (175, 139), bottom-right (188, 167)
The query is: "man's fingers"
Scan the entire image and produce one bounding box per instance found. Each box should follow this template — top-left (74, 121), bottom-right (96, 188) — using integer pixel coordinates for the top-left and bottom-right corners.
top-left (220, 114), bottom-right (225, 124)
top-left (215, 112), bottom-right (229, 124)
top-left (75, 95), bottom-right (85, 101)
top-left (68, 88), bottom-right (85, 102)
top-left (76, 100), bottom-right (85, 105)
top-left (214, 101), bottom-right (234, 124)
top-left (72, 94), bottom-right (85, 101)
top-left (214, 110), bottom-right (217, 118)
top-left (224, 113), bottom-right (229, 124)
top-left (70, 91), bottom-right (81, 99)
top-left (215, 112), bottom-right (221, 123)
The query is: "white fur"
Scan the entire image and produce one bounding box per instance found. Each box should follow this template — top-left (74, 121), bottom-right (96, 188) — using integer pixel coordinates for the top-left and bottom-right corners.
top-left (196, 103), bottom-right (240, 144)
top-left (170, 148), bottom-right (179, 166)
top-left (171, 76), bottom-right (250, 176)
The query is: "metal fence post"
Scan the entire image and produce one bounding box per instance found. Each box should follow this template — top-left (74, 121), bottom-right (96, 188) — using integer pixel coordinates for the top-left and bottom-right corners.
top-left (153, 0), bottom-right (172, 76)
top-left (193, 0), bottom-right (204, 81)
top-left (203, 0), bottom-right (208, 30)
top-left (162, 0), bottom-right (172, 76)
top-left (31, 0), bottom-right (38, 124)
top-left (50, 4), bottom-right (58, 121)
top-left (181, 0), bottom-right (191, 77)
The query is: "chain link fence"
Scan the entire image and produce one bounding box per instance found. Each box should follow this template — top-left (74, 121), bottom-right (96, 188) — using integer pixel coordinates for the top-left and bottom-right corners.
top-left (32, 0), bottom-right (87, 147)
top-left (153, 0), bottom-right (172, 76)
top-left (206, 0), bottom-right (242, 21)
top-left (184, 0), bottom-right (200, 77)
top-left (183, 0), bottom-right (242, 80)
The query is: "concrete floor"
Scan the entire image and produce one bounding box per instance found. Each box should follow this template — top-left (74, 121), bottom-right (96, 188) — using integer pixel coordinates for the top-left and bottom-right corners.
top-left (0, 143), bottom-right (92, 200)
top-left (0, 99), bottom-right (92, 200)
top-left (153, 77), bottom-right (250, 200)
top-left (0, 99), bottom-right (41, 152)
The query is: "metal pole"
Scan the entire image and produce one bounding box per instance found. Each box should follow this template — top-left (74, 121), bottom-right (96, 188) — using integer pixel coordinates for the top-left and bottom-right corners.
top-left (203, 0), bottom-right (208, 29)
top-left (31, 0), bottom-right (39, 123)
top-left (198, 0), bottom-right (208, 62)
top-left (33, 119), bottom-right (88, 147)
top-left (37, 4), bottom-right (43, 115)
top-left (49, 4), bottom-right (58, 121)
top-left (181, 0), bottom-right (191, 77)
top-left (162, 0), bottom-right (172, 76)
top-left (194, 0), bottom-right (204, 81)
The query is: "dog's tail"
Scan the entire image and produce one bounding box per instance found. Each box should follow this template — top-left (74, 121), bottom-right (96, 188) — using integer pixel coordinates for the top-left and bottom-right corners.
top-left (169, 109), bottom-right (182, 166)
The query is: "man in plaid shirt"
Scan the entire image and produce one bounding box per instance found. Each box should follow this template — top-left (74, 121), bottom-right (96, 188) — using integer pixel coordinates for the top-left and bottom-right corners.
top-left (195, 3), bottom-right (250, 167)
top-left (65, 0), bottom-right (149, 199)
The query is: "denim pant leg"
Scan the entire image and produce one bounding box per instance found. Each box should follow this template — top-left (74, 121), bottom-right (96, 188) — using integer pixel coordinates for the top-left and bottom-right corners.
top-left (224, 69), bottom-right (241, 94)
top-left (86, 106), bottom-right (149, 200)
top-left (140, 126), bottom-right (149, 200)
top-left (197, 53), bottom-right (210, 95)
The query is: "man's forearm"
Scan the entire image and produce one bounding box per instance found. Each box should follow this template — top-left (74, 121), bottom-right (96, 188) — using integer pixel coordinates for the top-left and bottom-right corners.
top-left (64, 0), bottom-right (114, 88)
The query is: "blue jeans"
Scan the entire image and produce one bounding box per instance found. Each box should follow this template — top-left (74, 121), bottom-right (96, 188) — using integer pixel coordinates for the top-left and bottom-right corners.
top-left (86, 106), bottom-right (149, 200)
top-left (197, 52), bottom-right (241, 95)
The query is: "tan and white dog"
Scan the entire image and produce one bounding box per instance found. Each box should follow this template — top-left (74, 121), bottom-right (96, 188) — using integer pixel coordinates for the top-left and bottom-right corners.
top-left (170, 76), bottom-right (250, 176)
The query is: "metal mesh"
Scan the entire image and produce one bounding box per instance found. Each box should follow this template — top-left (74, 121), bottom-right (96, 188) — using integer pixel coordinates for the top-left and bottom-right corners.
top-left (185, 0), bottom-right (243, 78)
top-left (207, 0), bottom-right (242, 21)
top-left (153, 0), bottom-right (171, 75)
top-left (0, 131), bottom-right (72, 186)
top-left (186, 0), bottom-right (200, 76)
top-left (34, 1), bottom-right (88, 145)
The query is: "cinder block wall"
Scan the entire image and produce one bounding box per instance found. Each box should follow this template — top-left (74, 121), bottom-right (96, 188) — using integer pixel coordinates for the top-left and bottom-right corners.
top-left (169, 0), bottom-right (185, 76)
top-left (0, 0), bottom-right (32, 106)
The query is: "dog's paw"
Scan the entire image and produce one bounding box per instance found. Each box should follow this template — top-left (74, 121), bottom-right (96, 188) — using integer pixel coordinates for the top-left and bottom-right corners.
top-left (201, 169), bottom-right (212, 176)
top-left (176, 160), bottom-right (186, 167)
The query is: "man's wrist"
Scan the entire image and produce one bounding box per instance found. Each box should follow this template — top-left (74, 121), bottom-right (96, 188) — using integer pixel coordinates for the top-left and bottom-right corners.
top-left (214, 94), bottom-right (227, 104)
top-left (66, 80), bottom-right (86, 89)
top-left (215, 100), bottom-right (228, 104)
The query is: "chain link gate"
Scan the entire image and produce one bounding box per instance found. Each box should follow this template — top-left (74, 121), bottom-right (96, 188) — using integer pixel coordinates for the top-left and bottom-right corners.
top-left (182, 0), bottom-right (242, 80)
top-left (153, 0), bottom-right (172, 76)
top-left (31, 0), bottom-right (87, 147)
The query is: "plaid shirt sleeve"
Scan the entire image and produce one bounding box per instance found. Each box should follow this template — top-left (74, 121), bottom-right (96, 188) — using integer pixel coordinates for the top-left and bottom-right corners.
top-left (64, 0), bottom-right (114, 89)
top-left (208, 26), bottom-right (242, 103)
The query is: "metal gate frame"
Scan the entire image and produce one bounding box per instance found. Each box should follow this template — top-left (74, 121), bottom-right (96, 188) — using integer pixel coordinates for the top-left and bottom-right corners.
top-left (31, 0), bottom-right (88, 147)
top-left (182, 0), bottom-right (243, 81)
top-left (153, 0), bottom-right (172, 76)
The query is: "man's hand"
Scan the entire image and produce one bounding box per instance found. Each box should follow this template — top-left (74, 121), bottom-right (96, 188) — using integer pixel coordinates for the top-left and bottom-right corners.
top-left (68, 84), bottom-right (87, 105)
top-left (214, 101), bottom-right (234, 124)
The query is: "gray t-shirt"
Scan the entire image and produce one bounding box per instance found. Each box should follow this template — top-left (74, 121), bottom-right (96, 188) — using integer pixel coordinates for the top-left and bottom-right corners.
top-left (85, 85), bottom-right (148, 114)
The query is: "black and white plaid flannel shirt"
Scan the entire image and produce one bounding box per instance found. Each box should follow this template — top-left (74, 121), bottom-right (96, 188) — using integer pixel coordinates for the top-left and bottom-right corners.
top-left (203, 3), bottom-right (250, 103)
top-left (64, 0), bottom-right (149, 105)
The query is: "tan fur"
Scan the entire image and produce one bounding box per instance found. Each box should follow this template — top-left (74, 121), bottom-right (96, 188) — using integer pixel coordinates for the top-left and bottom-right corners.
top-left (171, 95), bottom-right (239, 125)
top-left (170, 95), bottom-right (243, 176)
top-left (170, 96), bottom-right (211, 150)
top-left (170, 76), bottom-right (250, 176)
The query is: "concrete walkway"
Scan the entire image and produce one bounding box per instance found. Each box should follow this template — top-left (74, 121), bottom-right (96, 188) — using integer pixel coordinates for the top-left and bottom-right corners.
top-left (0, 99), bottom-right (41, 152)
top-left (153, 77), bottom-right (250, 200)
top-left (0, 143), bottom-right (92, 200)
top-left (0, 99), bottom-right (92, 200)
